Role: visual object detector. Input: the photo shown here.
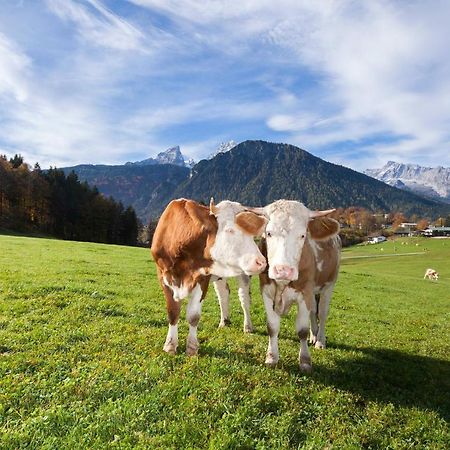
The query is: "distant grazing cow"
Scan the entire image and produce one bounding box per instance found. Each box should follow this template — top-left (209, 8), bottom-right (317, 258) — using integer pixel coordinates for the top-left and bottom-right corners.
top-left (254, 200), bottom-right (341, 372)
top-left (151, 198), bottom-right (267, 356)
top-left (424, 268), bottom-right (439, 281)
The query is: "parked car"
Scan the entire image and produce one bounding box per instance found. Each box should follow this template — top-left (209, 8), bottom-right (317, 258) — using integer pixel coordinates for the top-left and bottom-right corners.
top-left (368, 236), bottom-right (387, 244)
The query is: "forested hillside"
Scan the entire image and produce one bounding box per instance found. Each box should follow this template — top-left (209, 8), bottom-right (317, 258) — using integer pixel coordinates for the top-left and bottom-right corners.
top-left (0, 155), bottom-right (138, 245)
top-left (171, 141), bottom-right (449, 218)
top-left (61, 163), bottom-right (189, 222)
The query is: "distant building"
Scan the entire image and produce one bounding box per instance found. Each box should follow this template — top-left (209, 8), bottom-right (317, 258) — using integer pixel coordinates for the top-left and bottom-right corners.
top-left (422, 226), bottom-right (450, 237)
top-left (400, 222), bottom-right (417, 229)
top-left (368, 236), bottom-right (387, 244)
top-left (395, 222), bottom-right (417, 236)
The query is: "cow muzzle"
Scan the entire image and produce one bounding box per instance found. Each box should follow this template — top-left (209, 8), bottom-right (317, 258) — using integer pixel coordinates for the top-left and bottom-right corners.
top-left (243, 255), bottom-right (267, 275)
top-left (270, 264), bottom-right (297, 281)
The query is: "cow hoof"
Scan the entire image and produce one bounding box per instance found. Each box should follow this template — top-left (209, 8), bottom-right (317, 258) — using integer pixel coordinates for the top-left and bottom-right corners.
top-left (299, 363), bottom-right (312, 373)
top-left (186, 339), bottom-right (199, 356)
top-left (265, 353), bottom-right (278, 368)
top-left (315, 341), bottom-right (326, 349)
top-left (218, 319), bottom-right (231, 328)
top-left (309, 335), bottom-right (317, 345)
top-left (163, 341), bottom-right (177, 355)
top-left (244, 323), bottom-right (254, 333)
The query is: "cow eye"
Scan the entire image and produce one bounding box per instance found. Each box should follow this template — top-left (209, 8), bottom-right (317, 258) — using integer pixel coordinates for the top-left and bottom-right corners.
top-left (226, 228), bottom-right (235, 234)
top-left (301, 234), bottom-right (305, 239)
top-left (267, 232), bottom-right (272, 238)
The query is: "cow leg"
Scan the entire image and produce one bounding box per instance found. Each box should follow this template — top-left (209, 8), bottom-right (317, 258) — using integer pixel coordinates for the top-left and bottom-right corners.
top-left (296, 297), bottom-right (312, 373)
top-left (213, 278), bottom-right (231, 327)
top-left (186, 284), bottom-right (203, 356)
top-left (238, 274), bottom-right (253, 333)
top-left (162, 284), bottom-right (180, 355)
top-left (309, 294), bottom-right (319, 345)
top-left (263, 287), bottom-right (280, 367)
top-left (316, 283), bottom-right (335, 349)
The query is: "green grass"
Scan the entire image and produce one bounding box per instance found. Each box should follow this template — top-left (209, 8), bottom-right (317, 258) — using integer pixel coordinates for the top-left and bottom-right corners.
top-left (0, 234), bottom-right (449, 449)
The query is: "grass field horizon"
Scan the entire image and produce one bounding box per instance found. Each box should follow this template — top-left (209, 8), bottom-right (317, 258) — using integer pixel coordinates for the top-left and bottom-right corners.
top-left (1, 233), bottom-right (449, 449)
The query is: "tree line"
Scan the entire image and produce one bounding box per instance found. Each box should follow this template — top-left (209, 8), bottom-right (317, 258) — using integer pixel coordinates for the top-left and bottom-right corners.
top-left (0, 154), bottom-right (139, 245)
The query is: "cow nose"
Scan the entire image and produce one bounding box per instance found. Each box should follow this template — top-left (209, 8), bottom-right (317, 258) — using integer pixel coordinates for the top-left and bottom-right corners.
top-left (273, 265), bottom-right (295, 280)
top-left (255, 256), bottom-right (266, 270)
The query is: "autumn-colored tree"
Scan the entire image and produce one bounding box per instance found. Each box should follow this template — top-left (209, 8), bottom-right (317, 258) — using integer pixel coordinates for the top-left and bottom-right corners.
top-left (392, 212), bottom-right (407, 231)
top-left (416, 219), bottom-right (429, 230)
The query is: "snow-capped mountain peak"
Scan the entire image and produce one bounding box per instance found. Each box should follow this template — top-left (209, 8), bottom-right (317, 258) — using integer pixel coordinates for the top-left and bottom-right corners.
top-left (365, 161), bottom-right (450, 203)
top-left (208, 140), bottom-right (237, 159)
top-left (126, 145), bottom-right (193, 168)
top-left (156, 146), bottom-right (185, 167)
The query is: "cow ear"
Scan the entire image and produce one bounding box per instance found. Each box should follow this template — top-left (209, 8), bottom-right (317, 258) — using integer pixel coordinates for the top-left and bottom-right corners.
top-left (308, 217), bottom-right (340, 241)
top-left (185, 200), bottom-right (216, 232)
top-left (235, 211), bottom-right (268, 236)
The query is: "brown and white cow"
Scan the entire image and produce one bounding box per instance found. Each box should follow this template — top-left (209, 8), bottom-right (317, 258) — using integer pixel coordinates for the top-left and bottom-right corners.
top-left (424, 268), bottom-right (439, 281)
top-left (151, 198), bottom-right (267, 356)
top-left (257, 200), bottom-right (341, 372)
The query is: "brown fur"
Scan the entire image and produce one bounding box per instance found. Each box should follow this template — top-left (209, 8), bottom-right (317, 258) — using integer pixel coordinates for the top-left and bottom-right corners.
top-left (259, 234), bottom-right (341, 311)
top-left (308, 217), bottom-right (340, 241)
top-left (235, 211), bottom-right (267, 236)
top-left (151, 199), bottom-right (218, 321)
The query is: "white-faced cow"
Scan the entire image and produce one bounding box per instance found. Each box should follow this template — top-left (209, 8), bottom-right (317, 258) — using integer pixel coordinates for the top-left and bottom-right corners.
top-left (151, 198), bottom-right (267, 356)
top-left (256, 200), bottom-right (341, 372)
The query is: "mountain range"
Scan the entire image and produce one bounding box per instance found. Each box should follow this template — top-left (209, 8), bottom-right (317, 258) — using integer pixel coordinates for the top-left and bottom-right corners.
top-left (62, 140), bottom-right (450, 222)
top-left (365, 161), bottom-right (450, 203)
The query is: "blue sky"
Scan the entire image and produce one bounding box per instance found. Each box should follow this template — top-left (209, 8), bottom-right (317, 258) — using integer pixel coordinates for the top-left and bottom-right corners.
top-left (1, 0), bottom-right (450, 171)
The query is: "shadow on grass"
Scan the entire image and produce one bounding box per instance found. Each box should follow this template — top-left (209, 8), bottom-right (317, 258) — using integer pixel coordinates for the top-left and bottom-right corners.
top-left (202, 340), bottom-right (450, 421)
top-left (285, 343), bottom-right (450, 422)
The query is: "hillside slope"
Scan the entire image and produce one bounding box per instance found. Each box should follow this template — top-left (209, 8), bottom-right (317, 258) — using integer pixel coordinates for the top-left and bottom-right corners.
top-left (170, 140), bottom-right (449, 217)
top-left (62, 164), bottom-right (189, 221)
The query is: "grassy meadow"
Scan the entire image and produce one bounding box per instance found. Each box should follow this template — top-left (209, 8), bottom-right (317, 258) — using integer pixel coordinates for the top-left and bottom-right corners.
top-left (0, 233), bottom-right (449, 449)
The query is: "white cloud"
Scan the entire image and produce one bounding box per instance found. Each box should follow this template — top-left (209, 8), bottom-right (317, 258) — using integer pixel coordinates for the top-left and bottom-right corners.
top-left (45, 0), bottom-right (148, 52)
top-left (1, 0), bottom-right (450, 170)
top-left (0, 33), bottom-right (31, 101)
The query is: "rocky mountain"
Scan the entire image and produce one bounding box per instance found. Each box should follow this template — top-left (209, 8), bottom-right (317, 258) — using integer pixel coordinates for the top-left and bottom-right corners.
top-left (169, 141), bottom-right (449, 218)
top-left (62, 141), bottom-right (450, 222)
top-left (208, 140), bottom-right (237, 159)
top-left (365, 161), bottom-right (450, 203)
top-left (125, 145), bottom-right (191, 168)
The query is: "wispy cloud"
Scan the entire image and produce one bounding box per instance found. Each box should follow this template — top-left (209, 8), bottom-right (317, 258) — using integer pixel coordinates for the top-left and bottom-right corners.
top-left (45, 0), bottom-right (148, 52)
top-left (0, 32), bottom-right (31, 102)
top-left (0, 0), bottom-right (449, 170)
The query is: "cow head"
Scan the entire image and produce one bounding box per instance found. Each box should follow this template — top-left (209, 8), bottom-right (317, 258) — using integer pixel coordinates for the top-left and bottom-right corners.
top-left (209, 199), bottom-right (268, 277)
top-left (259, 200), bottom-right (338, 282)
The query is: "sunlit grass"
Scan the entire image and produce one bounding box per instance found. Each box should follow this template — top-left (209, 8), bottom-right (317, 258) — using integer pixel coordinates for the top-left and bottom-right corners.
top-left (1, 234), bottom-right (449, 448)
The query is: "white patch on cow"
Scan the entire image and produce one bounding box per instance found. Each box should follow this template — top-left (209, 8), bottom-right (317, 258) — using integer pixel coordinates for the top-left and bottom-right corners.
top-left (296, 298), bottom-right (312, 372)
top-left (209, 200), bottom-right (266, 277)
top-left (264, 201), bottom-right (310, 281)
top-left (186, 284), bottom-right (203, 356)
top-left (309, 240), bottom-right (324, 272)
top-left (173, 284), bottom-right (190, 301)
top-left (238, 274), bottom-right (253, 333)
top-left (213, 278), bottom-right (230, 327)
top-left (162, 276), bottom-right (190, 301)
top-left (262, 285), bottom-right (281, 367)
top-left (163, 324), bottom-right (178, 354)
